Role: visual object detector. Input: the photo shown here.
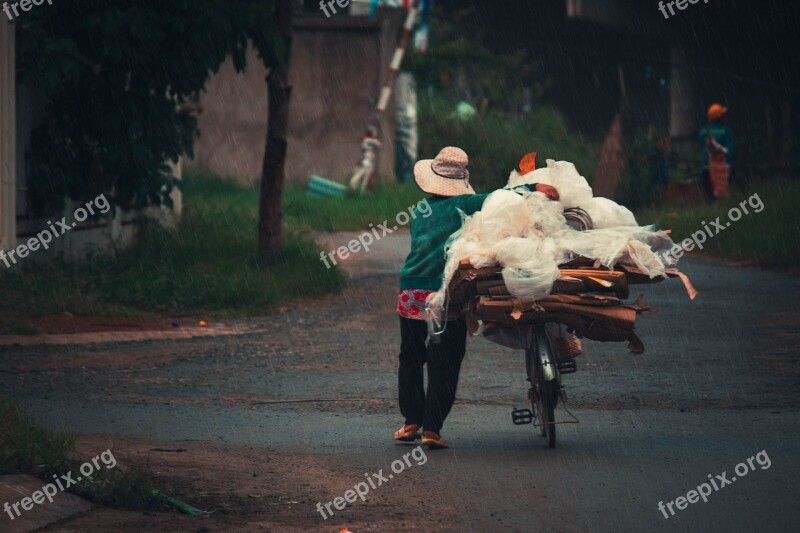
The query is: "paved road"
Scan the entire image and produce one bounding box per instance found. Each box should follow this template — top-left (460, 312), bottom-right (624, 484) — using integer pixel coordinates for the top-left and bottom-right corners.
top-left (2, 231), bottom-right (799, 532)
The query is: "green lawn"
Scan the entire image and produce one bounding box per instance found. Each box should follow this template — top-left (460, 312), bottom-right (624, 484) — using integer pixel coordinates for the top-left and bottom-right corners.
top-left (283, 182), bottom-right (427, 231)
top-left (0, 171), bottom-right (345, 321)
top-left (636, 178), bottom-right (800, 269)
top-left (0, 170), bottom-right (430, 324)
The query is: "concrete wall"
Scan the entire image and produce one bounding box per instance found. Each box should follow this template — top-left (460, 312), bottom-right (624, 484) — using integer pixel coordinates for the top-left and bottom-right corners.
top-left (189, 10), bottom-right (403, 186)
top-left (669, 44), bottom-right (699, 138)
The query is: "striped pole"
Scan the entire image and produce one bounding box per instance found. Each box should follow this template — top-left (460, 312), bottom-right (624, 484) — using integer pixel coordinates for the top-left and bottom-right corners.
top-left (351, 1), bottom-right (420, 191)
top-left (376, 2), bottom-right (419, 115)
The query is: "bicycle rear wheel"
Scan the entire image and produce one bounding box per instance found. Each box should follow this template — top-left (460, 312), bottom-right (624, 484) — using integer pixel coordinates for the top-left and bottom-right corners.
top-left (526, 328), bottom-right (558, 448)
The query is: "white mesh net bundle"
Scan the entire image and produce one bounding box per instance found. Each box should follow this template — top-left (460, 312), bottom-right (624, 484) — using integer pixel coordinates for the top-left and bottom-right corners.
top-left (426, 159), bottom-right (677, 316)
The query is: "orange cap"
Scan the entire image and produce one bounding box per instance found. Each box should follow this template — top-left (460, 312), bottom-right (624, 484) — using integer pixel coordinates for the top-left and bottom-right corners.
top-left (707, 103), bottom-right (728, 122)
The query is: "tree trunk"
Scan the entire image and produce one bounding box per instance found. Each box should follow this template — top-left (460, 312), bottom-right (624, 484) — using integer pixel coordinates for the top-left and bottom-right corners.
top-left (257, 0), bottom-right (293, 262)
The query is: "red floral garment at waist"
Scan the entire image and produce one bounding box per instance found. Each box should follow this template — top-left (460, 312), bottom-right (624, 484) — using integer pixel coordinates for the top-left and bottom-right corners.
top-left (397, 289), bottom-right (433, 320)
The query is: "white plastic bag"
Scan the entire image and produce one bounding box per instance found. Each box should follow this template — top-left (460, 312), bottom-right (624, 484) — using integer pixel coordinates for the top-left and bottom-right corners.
top-left (546, 160), bottom-right (594, 209)
top-left (584, 197), bottom-right (638, 228)
top-left (502, 264), bottom-right (560, 302)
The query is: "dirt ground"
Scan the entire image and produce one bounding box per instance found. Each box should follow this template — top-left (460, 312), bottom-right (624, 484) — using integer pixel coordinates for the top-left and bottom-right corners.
top-left (43, 434), bottom-right (446, 532)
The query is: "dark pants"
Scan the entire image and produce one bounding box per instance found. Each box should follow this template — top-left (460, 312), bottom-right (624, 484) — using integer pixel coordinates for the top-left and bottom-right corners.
top-left (398, 316), bottom-right (467, 434)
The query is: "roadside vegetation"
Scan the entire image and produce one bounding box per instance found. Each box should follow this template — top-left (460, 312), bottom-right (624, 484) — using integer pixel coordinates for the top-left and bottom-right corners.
top-left (418, 95), bottom-right (600, 189)
top-left (0, 171), bottom-right (344, 324)
top-left (637, 178), bottom-right (800, 269)
top-left (284, 182), bottom-right (426, 232)
top-left (405, 19), bottom-right (601, 189)
top-left (0, 398), bottom-right (160, 510)
top-left (1, 168), bottom-right (795, 330)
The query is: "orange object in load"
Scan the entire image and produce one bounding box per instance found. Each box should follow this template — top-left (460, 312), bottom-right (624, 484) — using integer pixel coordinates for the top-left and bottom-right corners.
top-left (519, 151), bottom-right (537, 174)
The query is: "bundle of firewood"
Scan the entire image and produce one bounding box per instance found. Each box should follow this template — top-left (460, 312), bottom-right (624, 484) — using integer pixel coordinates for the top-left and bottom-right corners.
top-left (446, 257), bottom-right (696, 354)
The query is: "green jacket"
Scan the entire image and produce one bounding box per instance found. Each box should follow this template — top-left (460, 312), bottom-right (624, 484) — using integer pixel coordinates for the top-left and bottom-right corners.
top-left (400, 186), bottom-right (535, 290)
top-left (699, 121), bottom-right (734, 168)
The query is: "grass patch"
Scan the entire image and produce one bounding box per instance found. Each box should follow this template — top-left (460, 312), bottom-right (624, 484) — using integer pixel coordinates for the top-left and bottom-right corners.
top-left (0, 171), bottom-right (344, 318)
top-left (0, 400), bottom-right (74, 477)
top-left (283, 183), bottom-right (427, 232)
top-left (0, 317), bottom-right (38, 335)
top-left (636, 178), bottom-right (800, 268)
top-left (0, 398), bottom-right (160, 510)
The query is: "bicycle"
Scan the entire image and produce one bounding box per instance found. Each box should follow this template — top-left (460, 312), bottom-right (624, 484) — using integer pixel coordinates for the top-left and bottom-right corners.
top-left (468, 208), bottom-right (591, 448)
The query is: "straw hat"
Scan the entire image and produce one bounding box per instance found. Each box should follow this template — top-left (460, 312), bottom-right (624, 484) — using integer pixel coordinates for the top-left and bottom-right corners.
top-left (413, 147), bottom-right (476, 196)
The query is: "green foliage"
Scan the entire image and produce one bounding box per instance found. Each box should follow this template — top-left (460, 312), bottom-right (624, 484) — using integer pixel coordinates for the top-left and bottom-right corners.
top-left (637, 178), bottom-right (800, 268)
top-left (406, 38), bottom-right (544, 107)
top-left (78, 459), bottom-right (162, 511)
top-left (404, 14), bottom-right (547, 111)
top-left (0, 171), bottom-right (344, 317)
top-left (618, 133), bottom-right (666, 210)
top-left (418, 95), bottom-right (600, 190)
top-left (16, 1), bottom-right (278, 214)
top-left (403, 5), bottom-right (600, 192)
top-left (667, 137), bottom-right (704, 185)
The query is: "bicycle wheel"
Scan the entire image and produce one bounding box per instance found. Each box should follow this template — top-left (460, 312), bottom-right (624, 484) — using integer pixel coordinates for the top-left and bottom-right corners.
top-left (526, 329), bottom-right (557, 448)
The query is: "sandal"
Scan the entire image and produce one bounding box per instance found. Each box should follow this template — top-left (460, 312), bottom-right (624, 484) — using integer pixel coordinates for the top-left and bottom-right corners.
top-left (421, 431), bottom-right (448, 449)
top-left (394, 424), bottom-right (421, 442)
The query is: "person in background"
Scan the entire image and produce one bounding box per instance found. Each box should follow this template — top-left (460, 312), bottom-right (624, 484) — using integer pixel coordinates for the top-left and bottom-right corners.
top-left (394, 147), bottom-right (559, 449)
top-left (699, 103), bottom-right (734, 201)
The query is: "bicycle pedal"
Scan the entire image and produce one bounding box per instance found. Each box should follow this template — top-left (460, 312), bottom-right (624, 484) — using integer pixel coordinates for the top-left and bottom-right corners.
top-left (558, 360), bottom-right (577, 374)
top-left (511, 407), bottom-right (534, 425)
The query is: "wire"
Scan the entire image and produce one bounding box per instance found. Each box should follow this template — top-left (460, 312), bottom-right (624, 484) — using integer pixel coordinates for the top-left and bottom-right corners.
top-left (247, 397), bottom-right (392, 405)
